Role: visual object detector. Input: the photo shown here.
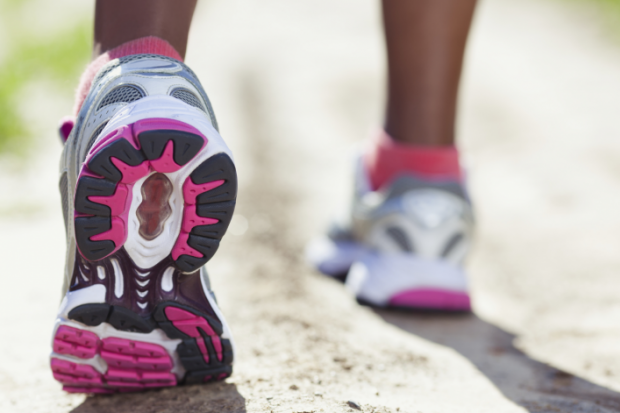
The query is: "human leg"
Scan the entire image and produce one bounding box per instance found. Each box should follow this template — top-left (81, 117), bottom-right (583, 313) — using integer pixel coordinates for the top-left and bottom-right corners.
top-left (309, 0), bottom-right (477, 311)
top-left (382, 0), bottom-right (477, 146)
top-left (94, 0), bottom-right (197, 58)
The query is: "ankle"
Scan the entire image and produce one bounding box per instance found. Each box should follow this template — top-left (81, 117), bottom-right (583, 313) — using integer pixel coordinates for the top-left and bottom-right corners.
top-left (364, 130), bottom-right (462, 190)
top-left (384, 116), bottom-right (455, 147)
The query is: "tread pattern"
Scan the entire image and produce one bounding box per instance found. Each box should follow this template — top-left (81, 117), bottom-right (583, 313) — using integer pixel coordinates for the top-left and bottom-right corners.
top-left (74, 120), bottom-right (205, 262)
top-left (56, 302), bottom-right (233, 392)
top-left (74, 119), bottom-right (237, 273)
top-left (173, 154), bottom-right (237, 272)
top-left (51, 327), bottom-right (176, 392)
top-left (154, 303), bottom-right (233, 384)
top-left (68, 304), bottom-right (157, 333)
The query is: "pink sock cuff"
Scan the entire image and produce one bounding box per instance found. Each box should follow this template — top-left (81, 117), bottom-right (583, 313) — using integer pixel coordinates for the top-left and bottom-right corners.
top-left (73, 36), bottom-right (183, 115)
top-left (364, 131), bottom-right (463, 190)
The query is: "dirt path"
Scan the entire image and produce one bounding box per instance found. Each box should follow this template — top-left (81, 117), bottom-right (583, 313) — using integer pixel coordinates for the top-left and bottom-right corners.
top-left (3, 0), bottom-right (620, 412)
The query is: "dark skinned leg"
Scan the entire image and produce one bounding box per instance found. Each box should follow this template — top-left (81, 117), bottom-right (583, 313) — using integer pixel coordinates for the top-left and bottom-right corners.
top-left (94, 0), bottom-right (197, 59)
top-left (382, 0), bottom-right (477, 146)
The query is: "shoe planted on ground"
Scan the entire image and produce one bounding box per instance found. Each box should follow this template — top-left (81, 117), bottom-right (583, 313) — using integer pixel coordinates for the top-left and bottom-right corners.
top-left (307, 155), bottom-right (474, 311)
top-left (53, 54), bottom-right (236, 393)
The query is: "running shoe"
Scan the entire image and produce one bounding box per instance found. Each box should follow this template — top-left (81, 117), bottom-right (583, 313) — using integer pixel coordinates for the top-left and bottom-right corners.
top-left (307, 155), bottom-right (474, 311)
top-left (52, 54), bottom-right (236, 393)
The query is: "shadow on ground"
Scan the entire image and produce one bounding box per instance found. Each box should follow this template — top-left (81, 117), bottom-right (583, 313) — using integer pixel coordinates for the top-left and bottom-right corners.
top-left (70, 381), bottom-right (245, 413)
top-left (376, 310), bottom-right (620, 413)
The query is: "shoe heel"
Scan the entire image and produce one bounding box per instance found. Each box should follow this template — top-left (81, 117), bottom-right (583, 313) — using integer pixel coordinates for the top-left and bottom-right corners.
top-left (74, 118), bottom-right (237, 272)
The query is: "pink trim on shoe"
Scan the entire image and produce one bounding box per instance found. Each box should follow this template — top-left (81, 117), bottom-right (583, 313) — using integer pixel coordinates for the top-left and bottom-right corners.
top-left (89, 184), bottom-right (129, 216)
top-left (170, 173), bottom-right (225, 263)
top-left (58, 116), bottom-right (75, 142)
top-left (388, 289), bottom-right (471, 311)
top-left (53, 326), bottom-right (100, 359)
top-left (181, 205), bottom-right (219, 233)
top-left (74, 118), bottom-right (208, 261)
top-left (165, 307), bottom-right (223, 362)
top-left (182, 179), bottom-right (225, 205)
top-left (51, 327), bottom-right (177, 393)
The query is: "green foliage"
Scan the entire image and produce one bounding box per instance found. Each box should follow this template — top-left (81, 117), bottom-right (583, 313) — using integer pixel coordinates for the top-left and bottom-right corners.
top-left (0, 3), bottom-right (91, 154)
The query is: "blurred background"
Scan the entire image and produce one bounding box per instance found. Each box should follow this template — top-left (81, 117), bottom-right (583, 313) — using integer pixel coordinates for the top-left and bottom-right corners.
top-left (3, 0), bottom-right (620, 412)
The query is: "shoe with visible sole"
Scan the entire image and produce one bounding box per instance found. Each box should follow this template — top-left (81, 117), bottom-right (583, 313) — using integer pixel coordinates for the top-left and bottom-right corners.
top-left (307, 155), bottom-right (474, 311)
top-left (53, 54), bottom-right (236, 393)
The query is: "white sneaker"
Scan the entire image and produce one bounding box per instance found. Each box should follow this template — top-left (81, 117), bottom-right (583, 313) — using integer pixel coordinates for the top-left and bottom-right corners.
top-left (52, 54), bottom-right (236, 393)
top-left (308, 156), bottom-right (474, 311)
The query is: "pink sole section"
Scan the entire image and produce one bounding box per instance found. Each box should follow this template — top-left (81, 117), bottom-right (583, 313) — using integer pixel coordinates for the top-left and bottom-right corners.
top-left (170, 176), bottom-right (224, 261)
top-left (388, 289), bottom-right (471, 311)
top-left (165, 307), bottom-right (223, 362)
top-left (51, 326), bottom-right (176, 393)
top-left (75, 118), bottom-right (210, 261)
top-left (53, 326), bottom-right (100, 359)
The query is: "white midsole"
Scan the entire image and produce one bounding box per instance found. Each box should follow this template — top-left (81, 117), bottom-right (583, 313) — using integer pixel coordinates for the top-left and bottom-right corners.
top-left (346, 252), bottom-right (469, 306)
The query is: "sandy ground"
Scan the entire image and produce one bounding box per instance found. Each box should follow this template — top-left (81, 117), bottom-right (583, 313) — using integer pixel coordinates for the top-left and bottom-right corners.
top-left (3, 0), bottom-right (620, 411)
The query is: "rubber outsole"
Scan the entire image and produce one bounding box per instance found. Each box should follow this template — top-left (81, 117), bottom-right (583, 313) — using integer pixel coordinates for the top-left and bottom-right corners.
top-left (53, 302), bottom-right (233, 392)
top-left (74, 118), bottom-right (237, 272)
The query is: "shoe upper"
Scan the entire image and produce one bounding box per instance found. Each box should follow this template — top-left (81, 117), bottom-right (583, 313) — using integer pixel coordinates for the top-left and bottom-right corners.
top-left (313, 154), bottom-right (475, 279)
top-left (316, 155), bottom-right (476, 307)
top-left (348, 158), bottom-right (474, 267)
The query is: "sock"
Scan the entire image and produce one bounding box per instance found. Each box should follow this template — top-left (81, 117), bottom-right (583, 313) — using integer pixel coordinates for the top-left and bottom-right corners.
top-left (364, 130), bottom-right (463, 190)
top-left (72, 36), bottom-right (183, 116)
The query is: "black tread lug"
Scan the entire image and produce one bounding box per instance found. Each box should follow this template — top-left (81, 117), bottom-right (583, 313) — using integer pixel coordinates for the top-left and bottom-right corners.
top-left (74, 176), bottom-right (115, 216)
top-left (137, 130), bottom-right (203, 165)
top-left (178, 340), bottom-right (210, 371)
top-left (193, 201), bottom-right (236, 240)
top-left (200, 332), bottom-right (218, 366)
top-left (223, 351), bottom-right (234, 365)
top-left (181, 355), bottom-right (211, 372)
top-left (177, 339), bottom-right (204, 358)
top-left (172, 132), bottom-right (204, 165)
top-left (137, 131), bottom-right (169, 160)
top-left (152, 304), bottom-right (168, 323)
top-left (155, 320), bottom-right (186, 340)
top-left (155, 303), bottom-right (223, 335)
top-left (187, 235), bottom-right (219, 261)
top-left (190, 153), bottom-right (237, 185)
top-left (191, 221), bottom-right (230, 240)
top-left (87, 139), bottom-right (145, 183)
top-left (205, 316), bottom-right (224, 336)
top-left (196, 180), bottom-right (237, 204)
top-left (75, 216), bottom-right (115, 260)
top-left (108, 306), bottom-right (156, 333)
top-left (221, 339), bottom-right (234, 364)
top-left (184, 366), bottom-right (232, 384)
top-left (196, 201), bottom-right (235, 223)
top-left (175, 255), bottom-right (208, 273)
top-left (68, 304), bottom-right (111, 327)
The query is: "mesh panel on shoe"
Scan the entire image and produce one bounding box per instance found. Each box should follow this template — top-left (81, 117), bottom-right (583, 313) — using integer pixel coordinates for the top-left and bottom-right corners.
top-left (97, 85), bottom-right (144, 110)
top-left (171, 88), bottom-right (206, 112)
top-left (80, 54), bottom-right (218, 137)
